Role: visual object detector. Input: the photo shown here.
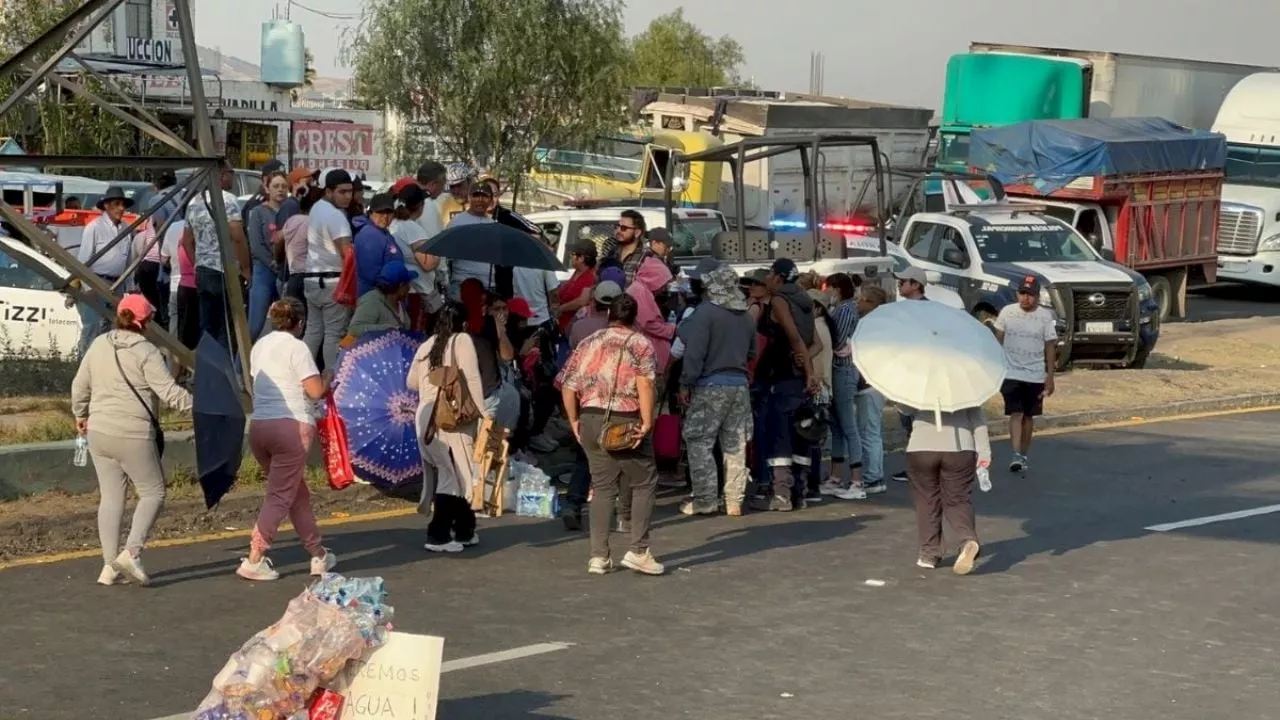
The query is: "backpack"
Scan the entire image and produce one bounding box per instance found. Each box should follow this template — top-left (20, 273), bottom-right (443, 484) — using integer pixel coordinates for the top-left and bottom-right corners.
top-left (428, 336), bottom-right (482, 433)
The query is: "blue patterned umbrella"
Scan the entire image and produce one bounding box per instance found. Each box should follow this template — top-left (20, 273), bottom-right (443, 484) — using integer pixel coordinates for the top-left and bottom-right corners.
top-left (332, 329), bottom-right (425, 489)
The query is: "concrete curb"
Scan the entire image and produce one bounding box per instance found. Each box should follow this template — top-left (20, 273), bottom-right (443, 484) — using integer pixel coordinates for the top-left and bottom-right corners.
top-left (3, 394), bottom-right (1279, 501)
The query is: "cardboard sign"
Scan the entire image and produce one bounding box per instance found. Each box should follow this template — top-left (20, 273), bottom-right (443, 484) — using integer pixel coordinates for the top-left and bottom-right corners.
top-left (333, 632), bottom-right (444, 720)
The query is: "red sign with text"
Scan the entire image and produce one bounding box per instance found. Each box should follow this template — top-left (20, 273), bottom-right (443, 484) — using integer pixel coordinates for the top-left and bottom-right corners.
top-left (293, 121), bottom-right (375, 174)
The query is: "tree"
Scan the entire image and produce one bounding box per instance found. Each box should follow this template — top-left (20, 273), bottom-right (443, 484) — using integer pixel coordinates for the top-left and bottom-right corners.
top-left (628, 9), bottom-right (746, 88)
top-left (290, 48), bottom-right (317, 102)
top-left (0, 0), bottom-right (163, 178)
top-left (348, 0), bottom-right (631, 183)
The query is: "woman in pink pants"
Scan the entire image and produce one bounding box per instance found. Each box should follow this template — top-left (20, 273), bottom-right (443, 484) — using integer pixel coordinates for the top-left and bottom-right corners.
top-left (237, 298), bottom-right (337, 581)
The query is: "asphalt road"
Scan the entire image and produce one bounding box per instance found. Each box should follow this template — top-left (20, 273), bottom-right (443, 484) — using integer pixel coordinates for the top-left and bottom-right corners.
top-left (1187, 282), bottom-right (1280, 321)
top-left (4, 411), bottom-right (1280, 720)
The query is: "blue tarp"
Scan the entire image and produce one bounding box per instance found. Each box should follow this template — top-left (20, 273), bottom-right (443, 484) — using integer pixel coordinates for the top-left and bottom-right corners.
top-left (969, 117), bottom-right (1227, 194)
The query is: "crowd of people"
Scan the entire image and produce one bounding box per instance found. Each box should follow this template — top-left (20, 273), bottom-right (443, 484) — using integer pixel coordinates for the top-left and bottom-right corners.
top-left (67, 156), bottom-right (1060, 585)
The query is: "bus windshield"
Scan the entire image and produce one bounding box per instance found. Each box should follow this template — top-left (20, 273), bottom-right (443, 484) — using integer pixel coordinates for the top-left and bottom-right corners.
top-left (534, 140), bottom-right (646, 184)
top-left (970, 221), bottom-right (1097, 263)
top-left (1225, 144), bottom-right (1280, 189)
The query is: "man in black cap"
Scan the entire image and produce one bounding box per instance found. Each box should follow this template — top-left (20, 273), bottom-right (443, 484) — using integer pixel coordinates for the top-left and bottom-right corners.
top-left (753, 257), bottom-right (821, 512)
top-left (994, 274), bottom-right (1057, 474)
top-left (302, 168), bottom-right (356, 370)
top-left (241, 158), bottom-right (286, 218)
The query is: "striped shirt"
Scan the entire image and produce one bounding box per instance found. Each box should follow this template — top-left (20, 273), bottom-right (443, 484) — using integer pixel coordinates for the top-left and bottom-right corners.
top-left (830, 298), bottom-right (858, 367)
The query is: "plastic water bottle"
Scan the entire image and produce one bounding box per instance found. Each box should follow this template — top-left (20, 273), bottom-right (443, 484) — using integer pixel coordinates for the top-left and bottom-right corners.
top-left (73, 435), bottom-right (89, 467)
top-left (977, 466), bottom-right (992, 493)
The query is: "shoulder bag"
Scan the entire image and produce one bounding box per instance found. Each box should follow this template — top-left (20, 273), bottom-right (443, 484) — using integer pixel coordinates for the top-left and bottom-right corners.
top-left (112, 342), bottom-right (165, 458)
top-left (428, 336), bottom-right (482, 433)
top-left (598, 331), bottom-right (643, 453)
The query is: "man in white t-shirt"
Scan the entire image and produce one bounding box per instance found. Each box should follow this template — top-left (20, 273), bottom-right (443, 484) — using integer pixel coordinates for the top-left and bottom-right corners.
top-left (182, 159), bottom-right (250, 351)
top-left (302, 168), bottom-right (355, 370)
top-left (994, 274), bottom-right (1058, 474)
top-left (512, 263), bottom-right (561, 327)
top-left (445, 183), bottom-right (496, 299)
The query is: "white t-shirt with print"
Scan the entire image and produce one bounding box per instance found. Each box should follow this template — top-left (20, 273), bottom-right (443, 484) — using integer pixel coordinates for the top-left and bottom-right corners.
top-left (305, 199), bottom-right (352, 274)
top-left (994, 304), bottom-right (1057, 383)
top-left (186, 190), bottom-right (242, 271)
top-left (512, 266), bottom-right (561, 326)
top-left (250, 331), bottom-right (322, 424)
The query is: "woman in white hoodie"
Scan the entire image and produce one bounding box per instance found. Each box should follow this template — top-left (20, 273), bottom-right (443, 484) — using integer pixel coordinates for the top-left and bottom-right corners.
top-left (71, 293), bottom-right (192, 586)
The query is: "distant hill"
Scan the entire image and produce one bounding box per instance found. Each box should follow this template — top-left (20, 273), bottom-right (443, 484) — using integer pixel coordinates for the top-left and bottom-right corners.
top-left (196, 44), bottom-right (351, 96)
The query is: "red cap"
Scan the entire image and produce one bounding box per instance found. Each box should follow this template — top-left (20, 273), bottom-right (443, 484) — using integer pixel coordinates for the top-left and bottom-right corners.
top-left (506, 297), bottom-right (534, 320)
top-left (390, 176), bottom-right (417, 195)
top-left (117, 293), bottom-right (154, 327)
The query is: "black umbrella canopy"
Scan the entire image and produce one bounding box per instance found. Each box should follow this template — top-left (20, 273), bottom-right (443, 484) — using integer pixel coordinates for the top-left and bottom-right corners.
top-left (420, 221), bottom-right (565, 271)
top-left (193, 333), bottom-right (246, 509)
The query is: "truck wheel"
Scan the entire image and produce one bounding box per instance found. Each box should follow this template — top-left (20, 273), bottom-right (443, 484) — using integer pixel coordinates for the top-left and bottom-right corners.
top-left (1149, 275), bottom-right (1172, 322)
top-left (975, 308), bottom-right (998, 332)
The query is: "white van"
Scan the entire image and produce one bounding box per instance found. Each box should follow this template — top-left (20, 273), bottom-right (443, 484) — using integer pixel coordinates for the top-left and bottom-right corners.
top-left (0, 237), bottom-right (81, 358)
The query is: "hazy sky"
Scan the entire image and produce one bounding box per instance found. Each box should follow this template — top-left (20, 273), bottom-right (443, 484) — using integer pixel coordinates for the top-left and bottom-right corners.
top-left (195, 0), bottom-right (1280, 109)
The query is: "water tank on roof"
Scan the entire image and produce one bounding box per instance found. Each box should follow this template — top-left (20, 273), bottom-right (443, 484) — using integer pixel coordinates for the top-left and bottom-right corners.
top-left (260, 19), bottom-right (305, 88)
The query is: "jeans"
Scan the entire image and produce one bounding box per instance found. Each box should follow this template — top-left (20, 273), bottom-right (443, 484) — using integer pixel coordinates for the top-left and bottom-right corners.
top-left (830, 363), bottom-right (863, 470)
top-left (247, 261), bottom-right (279, 342)
top-left (566, 442), bottom-right (591, 508)
top-left (855, 388), bottom-right (887, 484)
top-left (303, 279), bottom-right (352, 371)
top-left (77, 301), bottom-right (110, 357)
top-left (196, 266), bottom-right (231, 351)
top-left (761, 377), bottom-right (810, 500)
top-left (135, 260), bottom-right (169, 330)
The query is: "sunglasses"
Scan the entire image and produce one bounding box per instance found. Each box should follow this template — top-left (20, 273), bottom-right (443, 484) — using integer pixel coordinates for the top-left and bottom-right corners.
top-left (615, 223), bottom-right (638, 231)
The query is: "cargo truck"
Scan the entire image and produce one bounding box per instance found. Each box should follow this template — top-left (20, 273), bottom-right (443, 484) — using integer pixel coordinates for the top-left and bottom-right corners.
top-left (1209, 73), bottom-right (1280, 287)
top-left (971, 117), bottom-right (1228, 322)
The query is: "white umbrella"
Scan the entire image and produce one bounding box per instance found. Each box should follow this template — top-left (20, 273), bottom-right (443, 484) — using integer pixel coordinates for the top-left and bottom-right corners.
top-left (852, 299), bottom-right (1006, 428)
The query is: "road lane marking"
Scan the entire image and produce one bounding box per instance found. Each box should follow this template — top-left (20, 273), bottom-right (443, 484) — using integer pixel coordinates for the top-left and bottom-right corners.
top-left (1146, 503), bottom-right (1280, 532)
top-left (9, 402), bottom-right (1280, 573)
top-left (145, 642), bottom-right (572, 720)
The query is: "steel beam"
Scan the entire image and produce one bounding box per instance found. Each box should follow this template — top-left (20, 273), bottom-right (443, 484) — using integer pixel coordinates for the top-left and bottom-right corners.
top-left (46, 73), bottom-right (196, 156)
top-left (0, 155), bottom-right (220, 170)
top-left (172, 0), bottom-right (253, 389)
top-left (83, 168), bottom-right (206, 268)
top-left (0, 200), bottom-right (194, 368)
top-left (109, 168), bottom-right (213, 292)
top-left (0, 0), bottom-right (127, 119)
top-left (67, 51), bottom-right (196, 154)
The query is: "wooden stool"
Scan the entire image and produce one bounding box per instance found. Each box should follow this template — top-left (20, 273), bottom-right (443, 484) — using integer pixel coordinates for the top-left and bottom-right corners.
top-left (471, 416), bottom-right (512, 517)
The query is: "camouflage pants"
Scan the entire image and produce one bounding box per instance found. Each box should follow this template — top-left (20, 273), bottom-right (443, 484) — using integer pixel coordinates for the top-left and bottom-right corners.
top-left (683, 385), bottom-right (753, 505)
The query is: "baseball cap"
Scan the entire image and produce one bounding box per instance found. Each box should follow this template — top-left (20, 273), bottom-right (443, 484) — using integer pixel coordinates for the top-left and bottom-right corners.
top-left (770, 258), bottom-right (800, 283)
top-left (319, 168), bottom-right (353, 190)
top-left (390, 176), bottom-right (417, 195)
top-left (741, 268), bottom-right (770, 285)
top-left (470, 183), bottom-right (494, 197)
top-left (445, 162), bottom-right (474, 187)
top-left (593, 280), bottom-right (623, 304)
top-left (287, 166), bottom-right (313, 185)
top-left (1017, 275), bottom-right (1041, 294)
top-left (648, 227), bottom-right (672, 245)
top-left (366, 192), bottom-right (395, 214)
top-left (261, 158), bottom-right (285, 175)
top-left (687, 256), bottom-right (720, 280)
top-left (116, 293), bottom-right (154, 327)
top-left (894, 266), bottom-right (928, 285)
top-left (395, 183), bottom-right (427, 208)
top-left (376, 258), bottom-right (418, 287)
top-left (506, 297), bottom-right (534, 320)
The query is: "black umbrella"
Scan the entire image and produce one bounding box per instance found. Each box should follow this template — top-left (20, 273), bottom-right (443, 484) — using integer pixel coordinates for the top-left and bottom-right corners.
top-left (420, 221), bottom-right (565, 271)
top-left (193, 333), bottom-right (246, 508)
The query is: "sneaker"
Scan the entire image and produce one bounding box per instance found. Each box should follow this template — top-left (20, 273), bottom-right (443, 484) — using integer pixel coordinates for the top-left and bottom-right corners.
top-left (587, 556), bottom-right (613, 575)
top-left (769, 495), bottom-right (793, 512)
top-left (529, 434), bottom-right (560, 453)
top-left (617, 518), bottom-right (631, 534)
top-left (111, 549), bottom-right (150, 586)
top-left (864, 481), bottom-right (888, 495)
top-left (236, 557), bottom-right (279, 582)
top-left (892, 470), bottom-right (909, 483)
top-left (831, 485), bottom-right (868, 501)
top-left (748, 495), bottom-right (773, 512)
top-left (621, 550), bottom-right (666, 576)
top-left (680, 499), bottom-right (719, 516)
top-left (561, 505), bottom-right (584, 531)
top-left (818, 479), bottom-right (846, 496)
top-left (459, 532), bottom-right (480, 547)
top-left (804, 489), bottom-right (824, 504)
top-left (309, 549), bottom-right (337, 576)
top-left (954, 540), bottom-right (981, 576)
top-left (97, 565), bottom-right (123, 586)
top-left (424, 540), bottom-right (465, 553)
top-left (725, 501), bottom-right (743, 517)
top-left (917, 557), bottom-right (937, 570)
top-left (1009, 454), bottom-right (1025, 473)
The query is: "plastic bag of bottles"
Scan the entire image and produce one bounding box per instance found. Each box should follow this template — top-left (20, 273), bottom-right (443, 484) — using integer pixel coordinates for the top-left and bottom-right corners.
top-left (512, 460), bottom-right (558, 519)
top-left (192, 575), bottom-right (394, 720)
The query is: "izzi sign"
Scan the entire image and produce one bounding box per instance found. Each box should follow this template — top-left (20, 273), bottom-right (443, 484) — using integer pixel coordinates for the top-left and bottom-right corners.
top-left (127, 37), bottom-right (174, 64)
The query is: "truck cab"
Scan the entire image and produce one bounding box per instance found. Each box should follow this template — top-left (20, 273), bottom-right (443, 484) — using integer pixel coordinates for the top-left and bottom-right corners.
top-left (1211, 73), bottom-right (1280, 288)
top-left (897, 206), bottom-right (1159, 368)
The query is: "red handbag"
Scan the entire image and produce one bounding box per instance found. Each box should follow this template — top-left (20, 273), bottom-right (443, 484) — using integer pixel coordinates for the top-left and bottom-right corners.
top-left (317, 394), bottom-right (355, 490)
top-left (332, 249), bottom-right (357, 307)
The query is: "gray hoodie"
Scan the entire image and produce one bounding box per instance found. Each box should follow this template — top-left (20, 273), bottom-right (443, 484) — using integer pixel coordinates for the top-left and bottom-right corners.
top-left (676, 301), bottom-right (757, 387)
top-left (71, 330), bottom-right (193, 440)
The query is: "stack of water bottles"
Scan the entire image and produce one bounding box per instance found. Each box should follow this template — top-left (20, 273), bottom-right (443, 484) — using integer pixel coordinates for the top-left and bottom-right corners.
top-left (512, 460), bottom-right (558, 519)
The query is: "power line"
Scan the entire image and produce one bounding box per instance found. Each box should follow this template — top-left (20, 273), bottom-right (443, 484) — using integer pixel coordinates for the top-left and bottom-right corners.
top-left (287, 0), bottom-right (359, 21)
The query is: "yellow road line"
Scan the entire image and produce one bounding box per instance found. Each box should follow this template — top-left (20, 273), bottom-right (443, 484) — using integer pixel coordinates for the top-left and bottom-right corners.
top-left (3, 402), bottom-right (1279, 572)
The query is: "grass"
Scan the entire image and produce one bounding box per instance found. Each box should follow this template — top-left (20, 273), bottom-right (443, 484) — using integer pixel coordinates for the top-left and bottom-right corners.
top-left (163, 456), bottom-right (332, 501)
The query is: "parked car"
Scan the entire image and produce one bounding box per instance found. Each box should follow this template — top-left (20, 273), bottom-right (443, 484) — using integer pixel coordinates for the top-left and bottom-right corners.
top-left (0, 237), bottom-right (80, 358)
